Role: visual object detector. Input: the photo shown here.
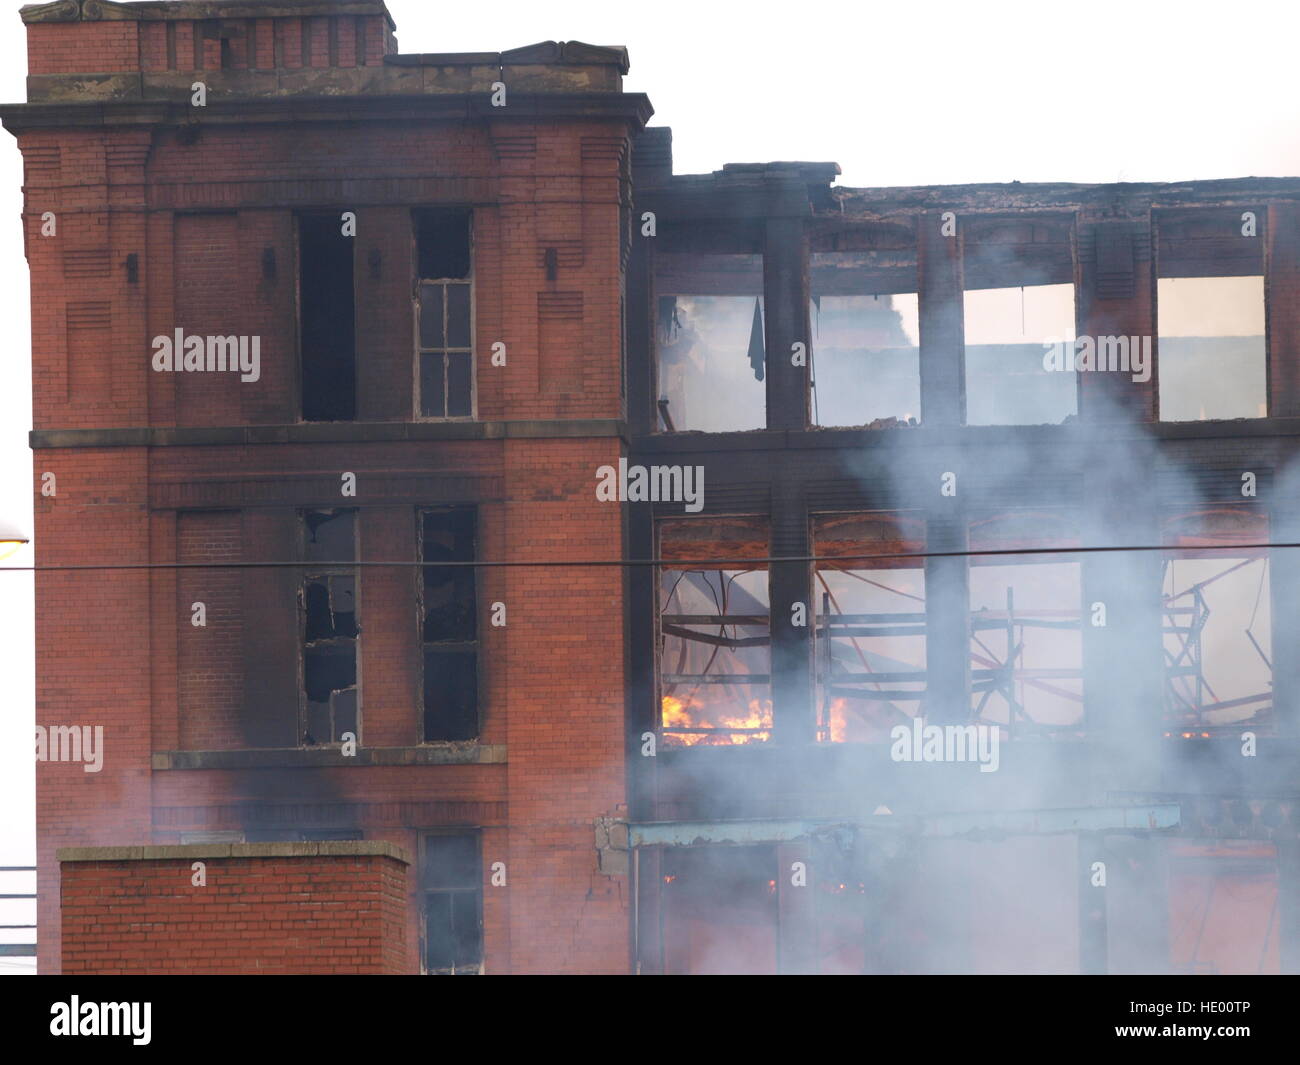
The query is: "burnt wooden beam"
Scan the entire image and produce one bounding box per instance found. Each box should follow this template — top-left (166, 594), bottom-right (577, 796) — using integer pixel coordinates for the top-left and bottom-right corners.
top-left (763, 215), bottom-right (811, 432)
top-left (769, 476), bottom-right (813, 745)
top-left (917, 211), bottom-right (965, 427)
top-left (626, 218), bottom-right (655, 437)
top-left (1268, 203), bottom-right (1300, 419)
top-left (922, 514), bottom-right (970, 725)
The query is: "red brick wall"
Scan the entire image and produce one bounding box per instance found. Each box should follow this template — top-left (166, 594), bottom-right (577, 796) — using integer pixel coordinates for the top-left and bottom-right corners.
top-left (34, 448), bottom-right (152, 975)
top-left (173, 213), bottom-right (243, 426)
top-left (28, 13), bottom-right (393, 76)
top-left (27, 22), bottom-right (139, 76)
top-left (501, 437), bottom-right (629, 973)
top-left (25, 7), bottom-right (635, 977)
top-left (177, 511), bottom-right (244, 750)
top-left (59, 844), bottom-right (409, 974)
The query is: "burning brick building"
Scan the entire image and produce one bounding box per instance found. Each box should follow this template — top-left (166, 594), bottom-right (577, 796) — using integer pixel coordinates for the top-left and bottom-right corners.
top-left (7, 0), bottom-right (1300, 975)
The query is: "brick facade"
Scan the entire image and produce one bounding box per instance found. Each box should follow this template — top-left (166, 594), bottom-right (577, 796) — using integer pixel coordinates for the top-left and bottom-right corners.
top-left (59, 842), bottom-right (409, 975)
top-left (12, 0), bottom-right (646, 975)
top-left (19, 0), bottom-right (1297, 979)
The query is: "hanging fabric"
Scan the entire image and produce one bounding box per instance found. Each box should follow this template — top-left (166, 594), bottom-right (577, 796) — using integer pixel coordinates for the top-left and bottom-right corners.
top-left (747, 296), bottom-right (765, 381)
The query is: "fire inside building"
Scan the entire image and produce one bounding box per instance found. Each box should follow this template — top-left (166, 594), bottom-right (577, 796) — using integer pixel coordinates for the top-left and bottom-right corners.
top-left (6, 0), bottom-right (1300, 975)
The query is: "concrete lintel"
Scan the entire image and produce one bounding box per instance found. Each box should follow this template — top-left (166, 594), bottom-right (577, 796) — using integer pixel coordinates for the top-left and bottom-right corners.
top-left (152, 743), bottom-right (507, 770)
top-left (629, 804), bottom-right (1182, 847)
top-left (31, 419), bottom-right (628, 450)
top-left (0, 91), bottom-right (653, 134)
top-left (58, 841), bottom-right (410, 863)
top-left (630, 819), bottom-right (838, 847)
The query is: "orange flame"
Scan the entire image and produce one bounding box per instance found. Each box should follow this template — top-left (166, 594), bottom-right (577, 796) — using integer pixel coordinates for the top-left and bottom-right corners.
top-left (825, 697), bottom-right (848, 743)
top-left (661, 694), bottom-right (772, 746)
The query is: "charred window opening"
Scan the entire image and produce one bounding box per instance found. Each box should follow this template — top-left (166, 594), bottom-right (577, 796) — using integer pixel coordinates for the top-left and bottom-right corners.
top-left (414, 209), bottom-right (473, 419)
top-left (298, 213), bottom-right (356, 422)
top-left (421, 507), bottom-right (478, 741)
top-left (1162, 509), bottom-right (1272, 734)
top-left (422, 832), bottom-right (483, 975)
top-left (1157, 210), bottom-right (1266, 422)
top-left (1169, 842), bottom-right (1279, 974)
top-left (814, 514), bottom-right (927, 742)
top-left (810, 223), bottom-right (920, 428)
top-left (963, 218), bottom-right (1077, 425)
top-left (662, 845), bottom-right (778, 974)
top-left (213, 22), bottom-right (245, 70)
top-left (657, 518), bottom-right (771, 746)
top-left (968, 515), bottom-right (1084, 737)
top-left (300, 509), bottom-right (358, 745)
top-left (654, 235), bottom-right (766, 432)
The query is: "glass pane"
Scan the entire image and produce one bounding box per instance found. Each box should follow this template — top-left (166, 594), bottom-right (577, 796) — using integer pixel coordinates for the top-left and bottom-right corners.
top-left (332, 688), bottom-right (357, 739)
top-left (304, 643), bottom-right (355, 703)
top-left (303, 578), bottom-right (334, 641)
top-left (424, 892), bottom-right (454, 970)
top-left (329, 576), bottom-right (357, 637)
top-left (423, 650), bottom-right (478, 740)
top-left (419, 284), bottom-right (444, 348)
top-left (452, 891), bottom-right (483, 968)
top-left (304, 510), bottom-right (355, 563)
top-left (305, 700), bottom-right (330, 745)
top-left (421, 352), bottom-right (446, 417)
top-left (446, 283), bottom-right (471, 348)
top-left (423, 508), bottom-right (476, 641)
top-left (425, 835), bottom-right (480, 888)
top-left (415, 210), bottom-right (471, 280)
top-left (447, 353), bottom-right (472, 417)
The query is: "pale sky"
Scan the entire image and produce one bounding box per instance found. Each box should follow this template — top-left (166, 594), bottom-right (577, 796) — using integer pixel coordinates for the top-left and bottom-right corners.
top-left (0, 0), bottom-right (1297, 970)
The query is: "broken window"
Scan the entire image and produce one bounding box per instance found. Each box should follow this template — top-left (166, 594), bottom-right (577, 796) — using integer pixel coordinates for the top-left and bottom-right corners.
top-left (421, 507), bottom-right (478, 741)
top-left (415, 210), bottom-right (473, 419)
top-left (814, 513), bottom-right (926, 742)
top-left (299, 213), bottom-right (356, 422)
top-left (654, 249), bottom-right (766, 432)
top-left (963, 218), bottom-right (1077, 425)
top-left (658, 517), bottom-right (771, 745)
top-left (300, 509), bottom-right (358, 745)
top-left (422, 832), bottom-right (483, 975)
top-left (968, 515), bottom-right (1084, 736)
top-left (1156, 210), bottom-right (1266, 422)
top-left (1169, 841), bottom-right (1278, 974)
top-left (1157, 278), bottom-right (1266, 421)
top-left (661, 845), bottom-right (778, 974)
top-left (810, 226), bottom-right (920, 428)
top-left (1162, 509), bottom-right (1271, 734)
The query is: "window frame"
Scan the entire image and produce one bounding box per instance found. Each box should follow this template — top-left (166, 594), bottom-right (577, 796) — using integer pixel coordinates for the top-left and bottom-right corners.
top-left (298, 507), bottom-right (360, 747)
top-left (413, 209), bottom-right (476, 422)
top-left (418, 505), bottom-right (481, 742)
top-left (419, 829), bottom-right (485, 975)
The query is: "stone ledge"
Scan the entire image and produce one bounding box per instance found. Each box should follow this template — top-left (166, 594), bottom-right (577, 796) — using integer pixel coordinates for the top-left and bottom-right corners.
top-left (22, 1), bottom-right (396, 26)
top-left (31, 419), bottom-right (628, 449)
top-left (57, 840), bottom-right (410, 863)
top-left (152, 743), bottom-right (506, 770)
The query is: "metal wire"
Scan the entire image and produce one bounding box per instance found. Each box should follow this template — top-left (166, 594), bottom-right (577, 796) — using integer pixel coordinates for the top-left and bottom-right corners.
top-left (0, 538), bottom-right (1287, 572)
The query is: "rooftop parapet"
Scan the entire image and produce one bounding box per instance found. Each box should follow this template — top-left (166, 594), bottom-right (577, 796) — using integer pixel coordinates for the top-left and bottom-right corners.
top-left (19, 0), bottom-right (629, 102)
